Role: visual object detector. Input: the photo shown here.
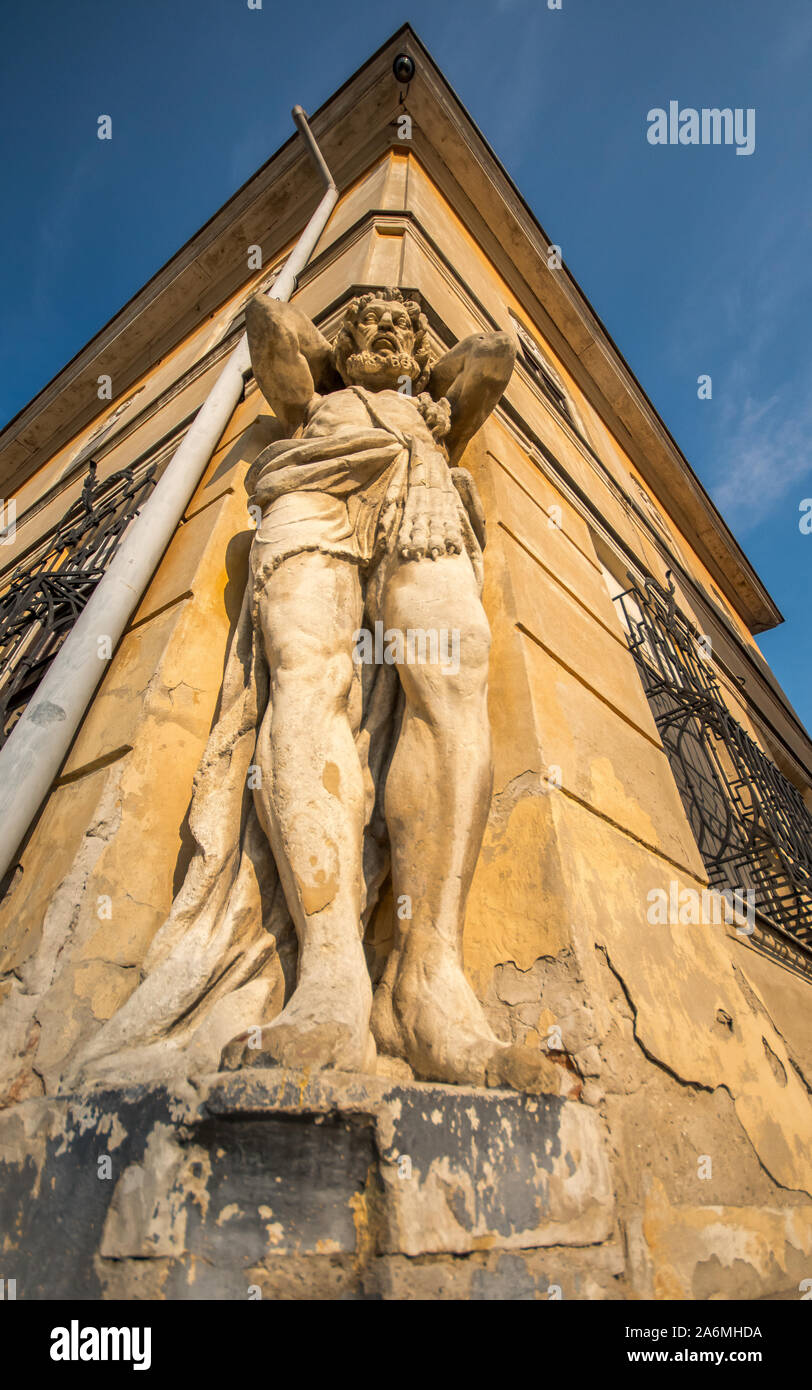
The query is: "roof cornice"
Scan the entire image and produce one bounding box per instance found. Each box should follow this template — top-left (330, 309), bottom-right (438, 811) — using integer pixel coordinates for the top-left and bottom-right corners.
top-left (0, 22), bottom-right (781, 633)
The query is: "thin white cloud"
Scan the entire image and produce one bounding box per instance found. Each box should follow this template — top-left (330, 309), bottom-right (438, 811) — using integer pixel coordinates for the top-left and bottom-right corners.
top-left (767, 4), bottom-right (812, 68)
top-left (708, 378), bottom-right (812, 531)
top-left (668, 197), bottom-right (812, 535)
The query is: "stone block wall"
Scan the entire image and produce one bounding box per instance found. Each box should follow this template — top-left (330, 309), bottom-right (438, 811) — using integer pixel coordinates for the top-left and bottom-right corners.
top-left (1, 148), bottom-right (811, 1298)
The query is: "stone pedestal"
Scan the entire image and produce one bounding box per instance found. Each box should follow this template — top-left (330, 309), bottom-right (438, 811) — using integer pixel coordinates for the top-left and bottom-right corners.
top-left (0, 1069), bottom-right (617, 1300)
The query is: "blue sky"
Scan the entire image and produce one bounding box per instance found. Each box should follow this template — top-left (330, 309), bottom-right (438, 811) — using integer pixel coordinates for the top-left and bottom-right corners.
top-left (1, 0), bottom-right (810, 728)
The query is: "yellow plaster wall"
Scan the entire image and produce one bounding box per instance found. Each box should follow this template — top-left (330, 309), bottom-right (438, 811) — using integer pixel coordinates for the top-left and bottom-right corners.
top-left (1, 146), bottom-right (810, 1299)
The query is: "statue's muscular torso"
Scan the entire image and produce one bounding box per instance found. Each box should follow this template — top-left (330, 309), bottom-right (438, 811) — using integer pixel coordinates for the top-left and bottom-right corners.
top-left (303, 387), bottom-right (445, 454)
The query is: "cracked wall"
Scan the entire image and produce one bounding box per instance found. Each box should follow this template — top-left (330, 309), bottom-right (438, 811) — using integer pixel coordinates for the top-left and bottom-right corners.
top-left (1, 150), bottom-right (811, 1299)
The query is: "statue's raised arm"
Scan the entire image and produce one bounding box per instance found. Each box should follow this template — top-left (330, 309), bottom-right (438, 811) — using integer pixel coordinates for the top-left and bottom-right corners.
top-left (428, 329), bottom-right (517, 466)
top-left (244, 296), bottom-right (340, 434)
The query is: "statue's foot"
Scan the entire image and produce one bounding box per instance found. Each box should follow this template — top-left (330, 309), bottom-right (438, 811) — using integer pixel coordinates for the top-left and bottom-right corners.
top-left (220, 956), bottom-right (374, 1074)
top-left (387, 949), bottom-right (563, 1095)
top-left (482, 1040), bottom-right (564, 1094)
top-left (221, 1017), bottom-right (376, 1073)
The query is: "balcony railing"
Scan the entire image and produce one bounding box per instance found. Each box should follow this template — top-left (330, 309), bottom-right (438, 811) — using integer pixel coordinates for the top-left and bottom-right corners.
top-left (613, 572), bottom-right (812, 952)
top-left (0, 459), bottom-right (157, 748)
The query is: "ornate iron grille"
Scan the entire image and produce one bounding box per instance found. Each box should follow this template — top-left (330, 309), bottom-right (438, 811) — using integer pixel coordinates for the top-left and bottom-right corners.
top-left (613, 572), bottom-right (812, 948)
top-left (0, 460), bottom-right (157, 747)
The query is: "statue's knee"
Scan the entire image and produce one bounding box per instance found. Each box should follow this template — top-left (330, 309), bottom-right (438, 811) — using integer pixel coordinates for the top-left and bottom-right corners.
top-left (398, 619), bottom-right (489, 714)
top-left (440, 607), bottom-right (491, 688)
top-left (462, 608), bottom-right (491, 672)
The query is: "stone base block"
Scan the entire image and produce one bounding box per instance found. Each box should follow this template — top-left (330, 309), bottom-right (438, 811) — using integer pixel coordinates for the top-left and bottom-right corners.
top-left (0, 1069), bottom-right (615, 1299)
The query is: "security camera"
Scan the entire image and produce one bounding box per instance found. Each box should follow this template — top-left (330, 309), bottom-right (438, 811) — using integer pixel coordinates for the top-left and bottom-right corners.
top-left (393, 54), bottom-right (415, 85)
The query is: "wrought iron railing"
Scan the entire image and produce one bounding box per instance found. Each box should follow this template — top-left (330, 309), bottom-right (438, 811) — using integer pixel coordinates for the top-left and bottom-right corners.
top-left (613, 572), bottom-right (812, 949)
top-left (0, 460), bottom-right (157, 747)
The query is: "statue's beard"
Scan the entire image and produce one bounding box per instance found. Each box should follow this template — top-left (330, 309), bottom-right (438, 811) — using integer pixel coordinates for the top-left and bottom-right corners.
top-left (343, 349), bottom-right (420, 388)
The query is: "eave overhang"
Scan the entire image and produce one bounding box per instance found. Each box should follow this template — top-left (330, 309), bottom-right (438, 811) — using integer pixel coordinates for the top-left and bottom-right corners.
top-left (0, 23), bottom-right (782, 635)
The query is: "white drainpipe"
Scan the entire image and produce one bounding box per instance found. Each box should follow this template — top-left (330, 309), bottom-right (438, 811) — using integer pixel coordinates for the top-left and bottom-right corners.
top-left (0, 106), bottom-right (338, 885)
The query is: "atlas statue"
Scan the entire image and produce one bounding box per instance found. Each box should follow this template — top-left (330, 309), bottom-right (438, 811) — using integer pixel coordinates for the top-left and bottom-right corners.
top-left (71, 288), bottom-right (558, 1095)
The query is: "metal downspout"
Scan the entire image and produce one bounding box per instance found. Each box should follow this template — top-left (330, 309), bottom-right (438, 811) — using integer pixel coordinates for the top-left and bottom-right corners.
top-left (0, 108), bottom-right (338, 885)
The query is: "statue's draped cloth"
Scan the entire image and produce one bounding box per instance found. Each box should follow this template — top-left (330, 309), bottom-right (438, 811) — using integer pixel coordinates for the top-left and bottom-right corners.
top-left (72, 388), bottom-right (482, 1081)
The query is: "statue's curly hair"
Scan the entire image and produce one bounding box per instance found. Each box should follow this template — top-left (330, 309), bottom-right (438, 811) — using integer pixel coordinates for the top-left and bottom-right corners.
top-left (334, 288), bottom-right (434, 392)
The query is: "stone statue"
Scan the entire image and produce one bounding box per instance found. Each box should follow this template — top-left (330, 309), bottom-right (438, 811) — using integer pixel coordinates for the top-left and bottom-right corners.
top-left (70, 289), bottom-right (560, 1095)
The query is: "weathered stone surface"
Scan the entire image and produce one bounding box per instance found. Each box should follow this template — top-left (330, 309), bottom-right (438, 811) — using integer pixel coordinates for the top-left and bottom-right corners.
top-left (507, 537), bottom-right (658, 740)
top-left (628, 1178), bottom-right (812, 1300)
top-left (0, 1069), bottom-right (614, 1298)
top-left (373, 1081), bottom-right (613, 1255)
top-left (553, 791), bottom-right (812, 1197)
top-left (483, 425), bottom-right (596, 560)
top-left (3, 74), bottom-right (812, 1307)
top-left (521, 631), bottom-right (707, 875)
top-left (464, 787), bottom-right (571, 995)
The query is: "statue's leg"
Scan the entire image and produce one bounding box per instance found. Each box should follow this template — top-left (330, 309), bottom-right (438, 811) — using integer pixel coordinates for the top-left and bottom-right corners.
top-left (371, 552), bottom-right (560, 1093)
top-left (224, 549), bottom-right (374, 1073)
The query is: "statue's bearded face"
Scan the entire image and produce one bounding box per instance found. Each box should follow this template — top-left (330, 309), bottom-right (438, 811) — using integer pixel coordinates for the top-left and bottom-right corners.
top-left (342, 298), bottom-right (419, 390)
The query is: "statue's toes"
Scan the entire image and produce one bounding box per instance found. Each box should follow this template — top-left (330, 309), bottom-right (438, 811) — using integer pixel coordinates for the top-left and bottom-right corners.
top-left (219, 1032), bottom-right (252, 1071)
top-left (485, 1043), bottom-right (565, 1096)
top-left (220, 1020), bottom-right (373, 1074)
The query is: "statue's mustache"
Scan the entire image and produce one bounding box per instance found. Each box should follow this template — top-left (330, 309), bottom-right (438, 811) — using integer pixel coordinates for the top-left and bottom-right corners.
top-left (343, 349), bottom-right (419, 380)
